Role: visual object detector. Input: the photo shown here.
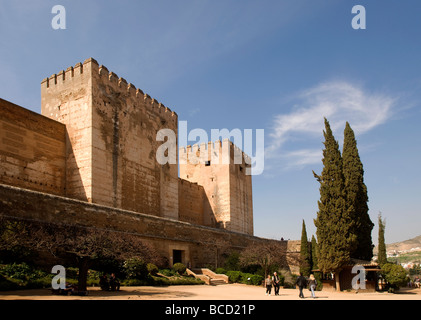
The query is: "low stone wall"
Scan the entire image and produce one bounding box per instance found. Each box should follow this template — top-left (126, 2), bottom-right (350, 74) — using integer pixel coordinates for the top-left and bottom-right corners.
top-left (0, 183), bottom-right (299, 270)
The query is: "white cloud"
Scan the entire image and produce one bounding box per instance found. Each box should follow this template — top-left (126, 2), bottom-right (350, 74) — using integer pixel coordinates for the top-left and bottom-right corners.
top-left (267, 81), bottom-right (397, 170)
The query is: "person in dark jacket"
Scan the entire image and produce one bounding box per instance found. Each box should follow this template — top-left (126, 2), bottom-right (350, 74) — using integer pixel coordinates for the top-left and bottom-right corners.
top-left (272, 272), bottom-right (280, 296)
top-left (109, 273), bottom-right (120, 291)
top-left (295, 272), bottom-right (307, 298)
top-left (99, 274), bottom-right (110, 291)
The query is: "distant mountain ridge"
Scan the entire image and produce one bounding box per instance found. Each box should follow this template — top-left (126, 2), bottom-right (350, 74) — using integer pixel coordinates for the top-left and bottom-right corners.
top-left (374, 235), bottom-right (421, 254)
top-left (386, 235), bottom-right (421, 252)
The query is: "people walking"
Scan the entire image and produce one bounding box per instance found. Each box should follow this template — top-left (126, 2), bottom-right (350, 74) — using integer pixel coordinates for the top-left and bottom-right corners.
top-left (109, 273), bottom-right (120, 291)
top-left (99, 274), bottom-right (110, 291)
top-left (265, 275), bottom-right (273, 296)
top-left (295, 272), bottom-right (307, 298)
top-left (308, 274), bottom-right (317, 299)
top-left (272, 272), bottom-right (280, 296)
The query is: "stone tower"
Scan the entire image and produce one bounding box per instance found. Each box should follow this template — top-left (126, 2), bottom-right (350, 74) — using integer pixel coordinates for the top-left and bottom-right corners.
top-left (179, 139), bottom-right (253, 235)
top-left (40, 58), bottom-right (179, 219)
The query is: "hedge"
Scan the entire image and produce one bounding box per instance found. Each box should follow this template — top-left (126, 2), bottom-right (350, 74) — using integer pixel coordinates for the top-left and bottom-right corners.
top-left (225, 271), bottom-right (263, 286)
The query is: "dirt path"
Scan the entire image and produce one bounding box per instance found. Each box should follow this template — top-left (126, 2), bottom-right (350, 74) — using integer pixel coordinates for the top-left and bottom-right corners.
top-left (1, 284), bottom-right (421, 300)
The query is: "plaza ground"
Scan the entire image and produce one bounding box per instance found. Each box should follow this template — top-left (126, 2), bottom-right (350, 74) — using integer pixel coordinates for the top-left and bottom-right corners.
top-left (1, 284), bottom-right (420, 300)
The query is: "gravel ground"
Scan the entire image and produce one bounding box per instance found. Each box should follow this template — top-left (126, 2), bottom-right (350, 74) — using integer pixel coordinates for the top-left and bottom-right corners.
top-left (1, 283), bottom-right (421, 300)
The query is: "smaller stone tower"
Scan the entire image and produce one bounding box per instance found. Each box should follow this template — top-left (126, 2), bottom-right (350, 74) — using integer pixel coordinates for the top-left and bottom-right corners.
top-left (179, 139), bottom-right (253, 235)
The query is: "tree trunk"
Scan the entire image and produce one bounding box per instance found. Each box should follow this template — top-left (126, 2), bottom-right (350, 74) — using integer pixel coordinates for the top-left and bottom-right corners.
top-left (78, 257), bottom-right (90, 292)
top-left (335, 271), bottom-right (341, 291)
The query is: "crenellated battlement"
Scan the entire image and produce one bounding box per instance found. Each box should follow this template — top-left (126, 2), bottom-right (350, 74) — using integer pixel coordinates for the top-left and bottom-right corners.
top-left (179, 139), bottom-right (250, 166)
top-left (34, 56), bottom-right (254, 237)
top-left (41, 57), bottom-right (178, 122)
top-left (41, 60), bottom-right (85, 88)
top-left (178, 178), bottom-right (202, 190)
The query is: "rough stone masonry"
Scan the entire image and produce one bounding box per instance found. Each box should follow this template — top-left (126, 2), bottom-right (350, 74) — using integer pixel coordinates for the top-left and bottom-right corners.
top-left (0, 58), bottom-right (300, 268)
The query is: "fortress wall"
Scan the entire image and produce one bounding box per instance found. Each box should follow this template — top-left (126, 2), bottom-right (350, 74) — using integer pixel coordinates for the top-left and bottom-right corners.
top-left (228, 144), bottom-right (253, 235)
top-left (41, 60), bottom-right (94, 201)
top-left (0, 98), bottom-right (66, 196)
top-left (180, 141), bottom-right (231, 230)
top-left (0, 183), bottom-right (291, 269)
top-left (91, 59), bottom-right (179, 219)
top-left (178, 178), bottom-right (205, 226)
top-left (179, 140), bottom-right (253, 235)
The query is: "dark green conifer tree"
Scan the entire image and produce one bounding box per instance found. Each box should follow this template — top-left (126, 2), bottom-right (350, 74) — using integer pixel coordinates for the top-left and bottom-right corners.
top-left (377, 213), bottom-right (388, 266)
top-left (342, 122), bottom-right (374, 261)
top-left (313, 118), bottom-right (356, 289)
top-left (300, 220), bottom-right (311, 276)
top-left (311, 235), bottom-right (318, 270)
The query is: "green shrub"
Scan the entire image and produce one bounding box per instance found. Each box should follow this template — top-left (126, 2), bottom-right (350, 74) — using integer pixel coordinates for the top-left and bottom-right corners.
top-left (0, 275), bottom-right (21, 291)
top-left (172, 263), bottom-right (186, 275)
top-left (240, 273), bottom-right (263, 286)
top-left (0, 263), bottom-right (49, 282)
top-left (123, 258), bottom-right (148, 280)
top-left (0, 272), bottom-right (53, 291)
top-left (1, 262), bottom-right (36, 280)
top-left (65, 267), bottom-right (79, 280)
top-left (147, 263), bottom-right (158, 276)
top-left (314, 272), bottom-right (323, 291)
top-left (215, 268), bottom-right (227, 274)
top-left (226, 271), bottom-right (242, 283)
top-left (240, 272), bottom-right (253, 284)
top-left (87, 269), bottom-right (101, 281)
top-left (122, 277), bottom-right (154, 286)
top-left (121, 275), bottom-right (204, 286)
top-left (151, 276), bottom-right (170, 286)
top-left (25, 276), bottom-right (53, 289)
top-left (167, 277), bottom-right (204, 285)
top-left (225, 271), bottom-right (263, 286)
top-left (223, 251), bottom-right (241, 271)
top-left (382, 263), bottom-right (409, 291)
top-left (159, 269), bottom-right (176, 277)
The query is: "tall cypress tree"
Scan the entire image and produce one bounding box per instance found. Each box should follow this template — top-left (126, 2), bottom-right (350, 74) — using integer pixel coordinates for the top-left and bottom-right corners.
top-left (377, 213), bottom-right (388, 266)
top-left (313, 118), bottom-right (355, 289)
top-left (342, 122), bottom-right (374, 261)
top-left (311, 235), bottom-right (318, 270)
top-left (300, 220), bottom-right (311, 276)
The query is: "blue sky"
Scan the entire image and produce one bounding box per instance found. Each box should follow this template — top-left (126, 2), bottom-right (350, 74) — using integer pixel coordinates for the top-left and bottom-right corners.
top-left (1, 0), bottom-right (420, 245)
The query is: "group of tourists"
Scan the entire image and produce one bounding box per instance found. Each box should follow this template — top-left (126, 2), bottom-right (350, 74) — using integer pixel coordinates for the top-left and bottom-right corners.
top-left (265, 272), bottom-right (318, 299)
top-left (99, 273), bottom-right (121, 291)
top-left (408, 276), bottom-right (420, 288)
top-left (265, 272), bottom-right (282, 296)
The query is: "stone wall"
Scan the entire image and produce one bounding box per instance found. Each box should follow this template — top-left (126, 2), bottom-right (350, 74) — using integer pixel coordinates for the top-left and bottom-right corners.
top-left (0, 98), bottom-right (66, 196)
top-left (179, 140), bottom-right (253, 235)
top-left (0, 183), bottom-right (295, 269)
top-left (178, 178), bottom-right (204, 226)
top-left (41, 60), bottom-right (93, 201)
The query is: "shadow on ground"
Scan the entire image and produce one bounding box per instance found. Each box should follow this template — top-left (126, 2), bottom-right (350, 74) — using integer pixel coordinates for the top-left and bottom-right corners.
top-left (0, 287), bottom-right (197, 300)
